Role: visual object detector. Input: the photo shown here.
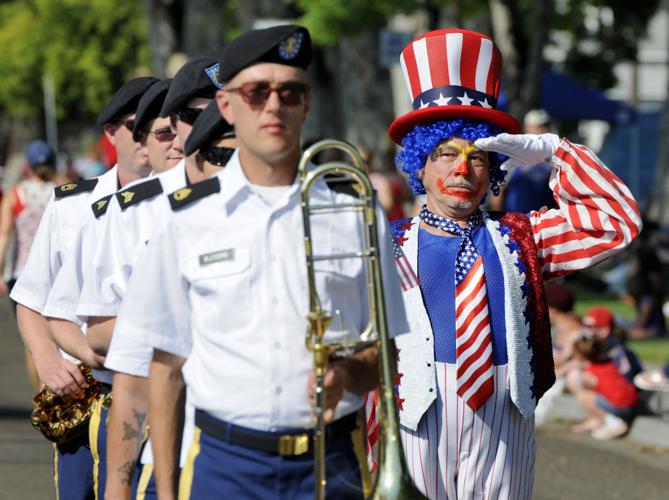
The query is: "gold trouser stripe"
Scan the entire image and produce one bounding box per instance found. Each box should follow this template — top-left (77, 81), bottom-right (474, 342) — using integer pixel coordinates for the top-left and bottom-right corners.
top-left (178, 427), bottom-right (202, 500)
top-left (53, 443), bottom-right (60, 500)
top-left (351, 428), bottom-right (372, 497)
top-left (89, 394), bottom-right (104, 500)
top-left (135, 463), bottom-right (154, 500)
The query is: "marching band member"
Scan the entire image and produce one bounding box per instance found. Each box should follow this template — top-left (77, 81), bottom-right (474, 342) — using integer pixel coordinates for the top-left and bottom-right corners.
top-left (9, 76), bottom-right (158, 499)
top-left (80, 69), bottom-right (232, 500)
top-left (114, 25), bottom-right (409, 499)
top-left (44, 58), bottom-right (222, 500)
top-left (386, 29), bottom-right (641, 499)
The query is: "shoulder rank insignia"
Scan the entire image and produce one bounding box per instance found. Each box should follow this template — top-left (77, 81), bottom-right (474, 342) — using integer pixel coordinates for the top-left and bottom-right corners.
top-left (115, 178), bottom-right (163, 211)
top-left (91, 194), bottom-right (113, 218)
top-left (168, 177), bottom-right (221, 210)
top-left (54, 178), bottom-right (99, 199)
top-left (324, 174), bottom-right (361, 198)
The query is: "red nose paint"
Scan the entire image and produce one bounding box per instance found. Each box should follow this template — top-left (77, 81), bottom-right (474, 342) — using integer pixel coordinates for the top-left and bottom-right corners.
top-left (453, 160), bottom-right (470, 175)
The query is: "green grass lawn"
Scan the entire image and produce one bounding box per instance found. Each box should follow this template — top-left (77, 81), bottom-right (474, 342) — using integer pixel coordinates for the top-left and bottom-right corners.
top-left (569, 281), bottom-right (669, 365)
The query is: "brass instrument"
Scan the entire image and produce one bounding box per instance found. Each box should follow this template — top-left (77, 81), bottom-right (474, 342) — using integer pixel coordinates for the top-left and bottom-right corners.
top-left (299, 139), bottom-right (425, 500)
top-left (31, 364), bottom-right (101, 445)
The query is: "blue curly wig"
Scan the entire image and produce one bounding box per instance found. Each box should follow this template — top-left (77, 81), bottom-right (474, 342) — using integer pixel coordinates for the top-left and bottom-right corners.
top-left (395, 119), bottom-right (507, 196)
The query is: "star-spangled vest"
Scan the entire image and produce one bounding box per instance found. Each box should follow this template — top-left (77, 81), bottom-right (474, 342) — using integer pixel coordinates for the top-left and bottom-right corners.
top-left (391, 212), bottom-right (555, 430)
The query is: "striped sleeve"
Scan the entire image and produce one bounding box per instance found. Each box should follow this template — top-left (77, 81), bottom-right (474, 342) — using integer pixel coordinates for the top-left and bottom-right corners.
top-left (528, 138), bottom-right (641, 281)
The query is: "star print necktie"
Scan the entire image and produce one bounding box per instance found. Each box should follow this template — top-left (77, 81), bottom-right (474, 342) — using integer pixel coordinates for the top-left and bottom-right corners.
top-left (420, 206), bottom-right (494, 410)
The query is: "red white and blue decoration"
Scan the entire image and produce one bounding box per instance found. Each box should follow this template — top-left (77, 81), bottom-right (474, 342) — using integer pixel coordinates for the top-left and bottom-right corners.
top-left (388, 29), bottom-right (521, 143)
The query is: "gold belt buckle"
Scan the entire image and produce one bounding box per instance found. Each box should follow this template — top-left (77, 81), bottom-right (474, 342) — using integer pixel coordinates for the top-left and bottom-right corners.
top-left (278, 433), bottom-right (310, 456)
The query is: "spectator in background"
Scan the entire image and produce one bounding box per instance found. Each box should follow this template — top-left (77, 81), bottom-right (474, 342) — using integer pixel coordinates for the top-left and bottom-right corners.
top-left (0, 140), bottom-right (57, 302)
top-left (357, 144), bottom-right (395, 214)
top-left (546, 282), bottom-right (583, 372)
top-left (488, 109), bottom-right (557, 213)
top-left (582, 306), bottom-right (643, 383)
top-left (571, 335), bottom-right (640, 439)
top-left (625, 237), bottom-right (666, 338)
top-left (0, 140), bottom-right (57, 390)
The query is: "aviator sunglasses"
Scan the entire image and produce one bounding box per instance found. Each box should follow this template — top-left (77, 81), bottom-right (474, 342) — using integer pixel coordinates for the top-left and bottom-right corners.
top-left (224, 81), bottom-right (310, 106)
top-left (137, 126), bottom-right (177, 143)
top-left (171, 107), bottom-right (204, 126)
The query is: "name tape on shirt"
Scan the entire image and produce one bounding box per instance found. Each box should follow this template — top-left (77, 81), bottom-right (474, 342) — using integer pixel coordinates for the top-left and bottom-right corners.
top-left (199, 248), bottom-right (235, 266)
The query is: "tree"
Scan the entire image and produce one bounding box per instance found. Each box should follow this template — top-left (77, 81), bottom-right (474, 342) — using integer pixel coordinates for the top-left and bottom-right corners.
top-left (0, 0), bottom-right (150, 119)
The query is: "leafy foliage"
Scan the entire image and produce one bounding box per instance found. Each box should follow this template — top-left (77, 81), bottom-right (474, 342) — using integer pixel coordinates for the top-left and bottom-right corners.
top-left (0, 0), bottom-right (149, 118)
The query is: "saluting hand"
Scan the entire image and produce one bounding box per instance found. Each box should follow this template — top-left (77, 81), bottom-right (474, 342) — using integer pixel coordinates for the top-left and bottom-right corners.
top-left (308, 362), bottom-right (346, 425)
top-left (475, 133), bottom-right (561, 171)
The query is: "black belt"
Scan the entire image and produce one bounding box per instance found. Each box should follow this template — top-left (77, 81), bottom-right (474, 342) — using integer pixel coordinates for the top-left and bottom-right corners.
top-left (194, 410), bottom-right (357, 456)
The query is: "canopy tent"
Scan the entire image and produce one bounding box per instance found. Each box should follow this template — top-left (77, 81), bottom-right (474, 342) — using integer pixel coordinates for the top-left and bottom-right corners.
top-left (539, 69), bottom-right (635, 125)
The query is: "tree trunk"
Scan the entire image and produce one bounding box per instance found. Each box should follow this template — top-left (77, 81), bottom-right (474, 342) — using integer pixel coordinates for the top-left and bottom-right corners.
top-left (182, 1), bottom-right (231, 57)
top-left (235, 0), bottom-right (297, 29)
top-left (143, 0), bottom-right (181, 77)
top-left (305, 31), bottom-right (395, 165)
top-left (518, 0), bottom-right (553, 120)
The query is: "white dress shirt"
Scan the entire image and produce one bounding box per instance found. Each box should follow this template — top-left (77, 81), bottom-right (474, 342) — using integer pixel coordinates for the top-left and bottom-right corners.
top-left (115, 151), bottom-right (410, 431)
top-left (10, 166), bottom-right (119, 314)
top-left (77, 159), bottom-right (188, 318)
top-left (78, 159), bottom-right (194, 466)
top-left (10, 167), bottom-right (119, 365)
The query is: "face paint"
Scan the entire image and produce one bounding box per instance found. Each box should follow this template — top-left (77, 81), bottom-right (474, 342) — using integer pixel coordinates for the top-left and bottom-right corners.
top-left (436, 177), bottom-right (482, 199)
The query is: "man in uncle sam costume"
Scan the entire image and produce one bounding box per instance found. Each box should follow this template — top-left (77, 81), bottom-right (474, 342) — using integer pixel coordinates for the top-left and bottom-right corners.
top-left (384, 28), bottom-right (641, 499)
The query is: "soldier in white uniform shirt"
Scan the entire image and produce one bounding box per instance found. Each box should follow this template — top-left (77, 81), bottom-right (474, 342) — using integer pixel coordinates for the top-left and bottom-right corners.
top-left (76, 68), bottom-right (233, 500)
top-left (43, 65), bottom-right (218, 499)
top-left (113, 25), bottom-right (410, 500)
top-left (42, 76), bottom-right (166, 500)
top-left (9, 76), bottom-right (158, 500)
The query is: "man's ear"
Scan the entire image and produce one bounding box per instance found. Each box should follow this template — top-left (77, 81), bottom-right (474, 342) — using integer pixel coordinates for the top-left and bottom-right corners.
top-left (216, 89), bottom-right (235, 125)
top-left (103, 124), bottom-right (118, 146)
top-left (418, 168), bottom-right (425, 180)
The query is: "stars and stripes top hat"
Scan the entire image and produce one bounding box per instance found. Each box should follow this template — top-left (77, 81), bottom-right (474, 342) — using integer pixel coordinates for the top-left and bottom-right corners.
top-left (388, 29), bottom-right (521, 144)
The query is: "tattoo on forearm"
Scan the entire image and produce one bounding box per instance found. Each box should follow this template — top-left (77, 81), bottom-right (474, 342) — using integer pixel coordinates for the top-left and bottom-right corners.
top-left (117, 459), bottom-right (136, 485)
top-left (122, 408), bottom-right (147, 442)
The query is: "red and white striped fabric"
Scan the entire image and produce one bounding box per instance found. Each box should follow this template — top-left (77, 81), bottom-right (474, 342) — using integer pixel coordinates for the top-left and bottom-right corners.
top-left (363, 391), bottom-right (380, 474)
top-left (401, 364), bottom-right (535, 500)
top-left (454, 256), bottom-right (493, 410)
top-left (393, 239), bottom-right (420, 291)
top-left (399, 30), bottom-right (502, 110)
top-left (530, 139), bottom-right (641, 280)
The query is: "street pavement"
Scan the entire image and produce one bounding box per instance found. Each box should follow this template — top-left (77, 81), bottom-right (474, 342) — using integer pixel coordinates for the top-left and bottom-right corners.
top-left (1, 297), bottom-right (668, 499)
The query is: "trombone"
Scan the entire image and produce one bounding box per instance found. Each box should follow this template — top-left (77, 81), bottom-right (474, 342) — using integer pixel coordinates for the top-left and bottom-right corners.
top-left (299, 139), bottom-right (425, 500)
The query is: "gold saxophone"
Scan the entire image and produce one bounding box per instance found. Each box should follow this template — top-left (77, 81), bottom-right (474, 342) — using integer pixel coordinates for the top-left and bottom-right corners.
top-left (31, 364), bottom-right (101, 445)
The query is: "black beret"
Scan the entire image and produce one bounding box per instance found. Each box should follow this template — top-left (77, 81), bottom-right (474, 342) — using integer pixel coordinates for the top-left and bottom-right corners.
top-left (132, 79), bottom-right (173, 141)
top-left (159, 56), bottom-right (222, 117)
top-left (217, 25), bottom-right (312, 83)
top-left (184, 100), bottom-right (234, 156)
top-left (97, 76), bottom-right (160, 125)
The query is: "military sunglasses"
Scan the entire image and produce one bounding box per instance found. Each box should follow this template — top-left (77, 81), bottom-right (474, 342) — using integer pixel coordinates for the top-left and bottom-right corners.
top-left (171, 107), bottom-right (204, 126)
top-left (224, 81), bottom-right (310, 107)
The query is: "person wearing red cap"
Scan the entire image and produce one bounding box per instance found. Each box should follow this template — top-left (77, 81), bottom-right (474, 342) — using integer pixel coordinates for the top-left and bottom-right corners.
top-left (384, 28), bottom-right (642, 498)
top-left (571, 335), bottom-right (639, 439)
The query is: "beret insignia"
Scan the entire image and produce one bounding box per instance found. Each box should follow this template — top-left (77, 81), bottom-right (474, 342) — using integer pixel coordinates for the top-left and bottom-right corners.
top-left (279, 32), bottom-right (303, 60)
top-left (204, 63), bottom-right (224, 89)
